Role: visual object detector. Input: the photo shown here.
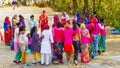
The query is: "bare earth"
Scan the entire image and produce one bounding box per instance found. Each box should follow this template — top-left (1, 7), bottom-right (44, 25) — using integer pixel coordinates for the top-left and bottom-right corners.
top-left (0, 6), bottom-right (120, 68)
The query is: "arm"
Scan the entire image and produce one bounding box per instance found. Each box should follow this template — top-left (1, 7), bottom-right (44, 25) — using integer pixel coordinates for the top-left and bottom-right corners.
top-left (98, 23), bottom-right (104, 30)
top-left (3, 22), bottom-right (8, 31)
top-left (50, 31), bottom-right (54, 43)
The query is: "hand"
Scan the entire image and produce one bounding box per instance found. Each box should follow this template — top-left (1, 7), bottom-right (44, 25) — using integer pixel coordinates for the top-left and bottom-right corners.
top-left (38, 41), bottom-right (41, 44)
top-left (51, 43), bottom-right (54, 47)
top-left (6, 31), bottom-right (8, 33)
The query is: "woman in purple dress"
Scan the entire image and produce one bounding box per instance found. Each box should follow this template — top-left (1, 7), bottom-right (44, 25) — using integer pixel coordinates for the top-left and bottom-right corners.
top-left (30, 26), bottom-right (43, 64)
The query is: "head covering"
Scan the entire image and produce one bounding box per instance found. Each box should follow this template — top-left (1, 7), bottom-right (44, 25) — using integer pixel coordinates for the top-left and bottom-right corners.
top-left (99, 18), bottom-right (104, 23)
top-left (80, 23), bottom-right (86, 29)
top-left (43, 10), bottom-right (45, 13)
top-left (5, 16), bottom-right (11, 25)
top-left (44, 24), bottom-right (49, 30)
top-left (90, 18), bottom-right (98, 24)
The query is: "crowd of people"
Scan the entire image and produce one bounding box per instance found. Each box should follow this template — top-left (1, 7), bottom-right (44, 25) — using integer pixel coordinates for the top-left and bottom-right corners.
top-left (2, 10), bottom-right (106, 66)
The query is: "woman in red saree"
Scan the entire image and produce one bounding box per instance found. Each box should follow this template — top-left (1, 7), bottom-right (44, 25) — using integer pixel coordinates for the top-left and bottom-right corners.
top-left (3, 16), bottom-right (12, 46)
top-left (38, 10), bottom-right (48, 32)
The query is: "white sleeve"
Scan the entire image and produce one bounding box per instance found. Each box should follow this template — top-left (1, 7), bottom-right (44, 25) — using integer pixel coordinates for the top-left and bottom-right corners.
top-left (52, 17), bottom-right (54, 26)
top-left (66, 15), bottom-right (70, 20)
top-left (23, 35), bottom-right (28, 45)
top-left (98, 23), bottom-right (104, 30)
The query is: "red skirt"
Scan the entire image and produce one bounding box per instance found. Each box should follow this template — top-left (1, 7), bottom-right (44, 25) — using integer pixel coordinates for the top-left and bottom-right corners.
top-left (64, 44), bottom-right (74, 53)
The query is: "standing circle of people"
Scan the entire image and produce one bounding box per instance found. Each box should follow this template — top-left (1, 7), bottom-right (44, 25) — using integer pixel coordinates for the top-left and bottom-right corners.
top-left (2, 10), bottom-right (107, 67)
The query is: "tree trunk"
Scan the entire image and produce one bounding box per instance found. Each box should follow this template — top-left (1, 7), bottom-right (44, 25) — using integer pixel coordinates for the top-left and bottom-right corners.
top-left (72, 0), bottom-right (77, 12)
top-left (93, 0), bottom-right (95, 12)
top-left (83, 0), bottom-right (88, 14)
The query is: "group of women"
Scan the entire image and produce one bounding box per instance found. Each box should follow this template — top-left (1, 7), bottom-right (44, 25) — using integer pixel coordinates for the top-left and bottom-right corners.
top-left (3, 10), bottom-right (106, 66)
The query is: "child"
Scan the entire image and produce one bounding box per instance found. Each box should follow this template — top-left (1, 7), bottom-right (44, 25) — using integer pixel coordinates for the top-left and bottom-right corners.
top-left (52, 22), bottom-right (64, 64)
top-left (19, 26), bottom-right (30, 66)
top-left (12, 0), bottom-right (16, 10)
top-left (64, 23), bottom-right (78, 66)
top-left (41, 24), bottom-right (54, 65)
top-left (13, 22), bottom-right (22, 64)
top-left (30, 26), bottom-right (43, 65)
top-left (72, 21), bottom-right (81, 65)
top-left (98, 18), bottom-right (106, 52)
top-left (80, 23), bottom-right (90, 63)
top-left (27, 33), bottom-right (32, 49)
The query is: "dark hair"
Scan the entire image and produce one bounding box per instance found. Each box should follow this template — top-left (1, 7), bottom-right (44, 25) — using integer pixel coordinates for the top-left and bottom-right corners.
top-left (19, 26), bottom-right (25, 32)
top-left (19, 15), bottom-right (24, 19)
top-left (99, 18), bottom-right (104, 23)
top-left (30, 26), bottom-right (37, 37)
top-left (30, 15), bottom-right (34, 18)
top-left (56, 22), bottom-right (61, 28)
top-left (16, 22), bottom-right (21, 27)
top-left (72, 20), bottom-right (77, 30)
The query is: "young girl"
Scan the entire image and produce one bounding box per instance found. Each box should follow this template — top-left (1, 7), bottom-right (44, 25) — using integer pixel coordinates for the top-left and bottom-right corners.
top-left (31, 26), bottom-right (43, 65)
top-left (52, 22), bottom-right (64, 64)
top-left (41, 24), bottom-right (54, 65)
top-left (64, 23), bottom-right (78, 66)
top-left (27, 33), bottom-right (32, 50)
top-left (80, 23), bottom-right (90, 63)
top-left (13, 22), bottom-right (22, 64)
top-left (72, 21), bottom-right (81, 65)
top-left (19, 26), bottom-right (30, 66)
top-left (3, 16), bottom-right (12, 46)
top-left (98, 18), bottom-right (106, 52)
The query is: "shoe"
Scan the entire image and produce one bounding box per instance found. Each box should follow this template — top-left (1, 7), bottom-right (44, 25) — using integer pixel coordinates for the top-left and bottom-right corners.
top-left (60, 61), bottom-right (64, 64)
top-left (24, 64), bottom-right (31, 66)
top-left (74, 60), bottom-right (78, 65)
top-left (20, 62), bottom-right (24, 65)
top-left (13, 61), bottom-right (19, 64)
top-left (102, 50), bottom-right (106, 52)
top-left (32, 62), bottom-right (37, 65)
top-left (91, 55), bottom-right (94, 59)
top-left (37, 62), bottom-right (41, 65)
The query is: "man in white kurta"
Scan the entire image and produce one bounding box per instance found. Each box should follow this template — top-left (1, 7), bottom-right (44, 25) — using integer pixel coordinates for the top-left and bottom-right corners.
top-left (41, 27), bottom-right (54, 65)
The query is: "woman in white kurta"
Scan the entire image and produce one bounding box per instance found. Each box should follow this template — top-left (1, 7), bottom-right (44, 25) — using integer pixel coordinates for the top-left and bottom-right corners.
top-left (41, 24), bottom-right (54, 65)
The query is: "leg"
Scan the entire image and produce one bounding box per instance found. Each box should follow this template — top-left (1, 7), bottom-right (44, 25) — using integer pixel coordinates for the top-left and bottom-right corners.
top-left (20, 52), bottom-right (25, 63)
top-left (66, 52), bottom-right (70, 62)
top-left (69, 51), bottom-right (74, 63)
top-left (46, 54), bottom-right (50, 65)
top-left (73, 41), bottom-right (79, 61)
top-left (93, 35), bottom-right (99, 57)
top-left (14, 46), bottom-right (22, 62)
top-left (41, 53), bottom-right (45, 64)
top-left (32, 52), bottom-right (36, 63)
top-left (102, 36), bottom-right (106, 52)
top-left (24, 52), bottom-right (28, 63)
top-left (35, 52), bottom-right (40, 62)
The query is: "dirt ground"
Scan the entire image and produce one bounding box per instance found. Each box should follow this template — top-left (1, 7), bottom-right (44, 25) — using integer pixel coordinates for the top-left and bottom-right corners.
top-left (0, 6), bottom-right (120, 68)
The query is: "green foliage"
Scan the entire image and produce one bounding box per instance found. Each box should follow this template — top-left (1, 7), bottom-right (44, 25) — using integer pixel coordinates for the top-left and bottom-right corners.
top-left (49, 0), bottom-right (120, 30)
